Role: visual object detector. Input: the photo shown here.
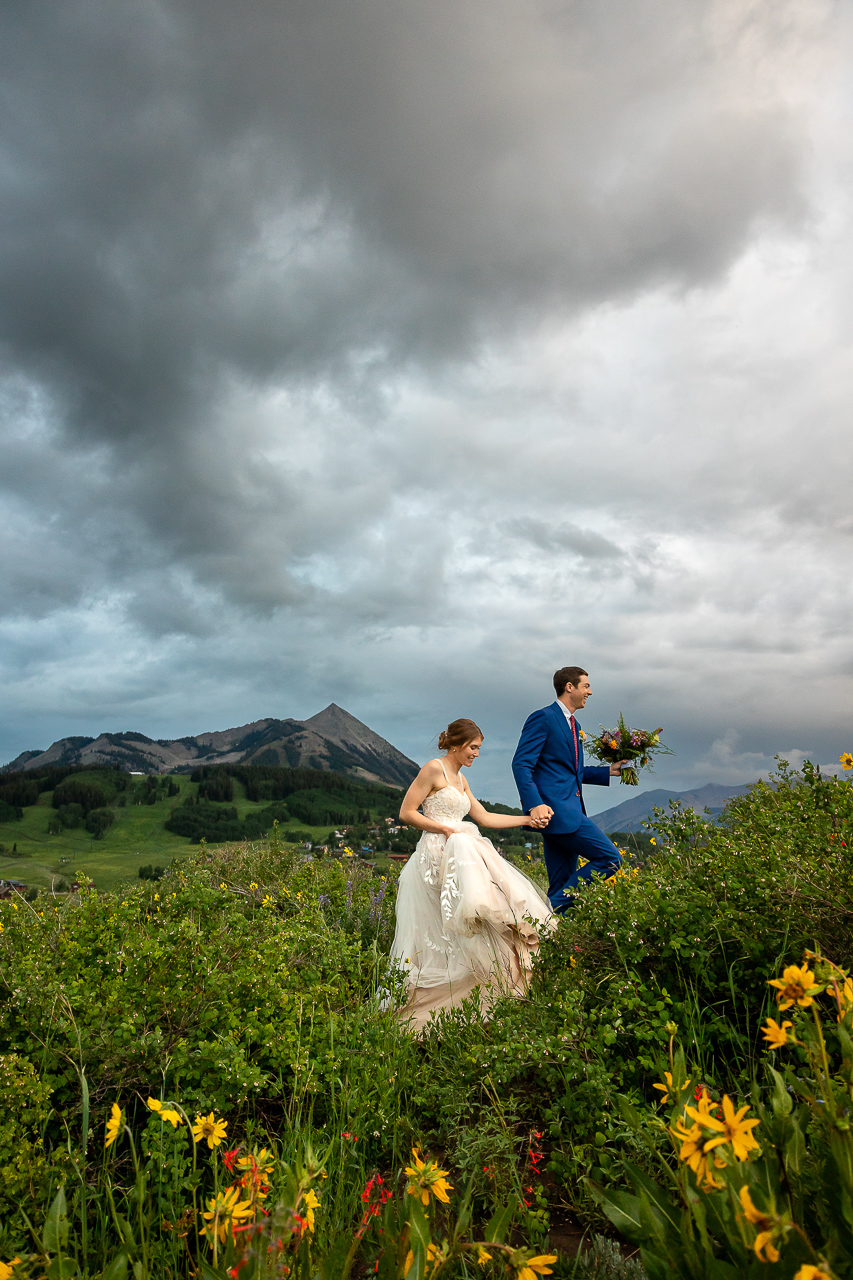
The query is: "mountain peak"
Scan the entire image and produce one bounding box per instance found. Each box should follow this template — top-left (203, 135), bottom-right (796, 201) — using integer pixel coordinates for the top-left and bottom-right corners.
top-left (2, 706), bottom-right (420, 789)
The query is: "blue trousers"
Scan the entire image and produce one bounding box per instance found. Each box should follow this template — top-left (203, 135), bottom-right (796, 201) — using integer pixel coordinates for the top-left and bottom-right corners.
top-left (542, 819), bottom-right (622, 913)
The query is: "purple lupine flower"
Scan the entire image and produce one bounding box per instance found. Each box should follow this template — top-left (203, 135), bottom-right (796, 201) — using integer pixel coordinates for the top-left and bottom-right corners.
top-left (367, 881), bottom-right (387, 925)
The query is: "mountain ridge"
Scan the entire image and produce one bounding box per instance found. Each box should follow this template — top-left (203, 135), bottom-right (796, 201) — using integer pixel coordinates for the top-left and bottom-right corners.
top-left (1, 704), bottom-right (419, 789)
top-left (591, 782), bottom-right (754, 833)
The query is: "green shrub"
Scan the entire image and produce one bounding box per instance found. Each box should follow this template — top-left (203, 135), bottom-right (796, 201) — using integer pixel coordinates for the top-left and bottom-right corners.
top-left (138, 863), bottom-right (166, 881)
top-left (85, 807), bottom-right (116, 838)
top-left (548, 760), bottom-right (853, 1095)
top-left (57, 802), bottom-right (85, 828)
top-left (0, 1054), bottom-right (70, 1225)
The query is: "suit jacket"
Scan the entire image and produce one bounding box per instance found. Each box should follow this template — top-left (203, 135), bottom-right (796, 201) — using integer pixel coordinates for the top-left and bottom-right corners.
top-left (512, 702), bottom-right (610, 834)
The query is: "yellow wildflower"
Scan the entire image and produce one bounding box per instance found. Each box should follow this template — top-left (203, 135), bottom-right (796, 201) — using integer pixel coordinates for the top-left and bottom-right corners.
top-left (250, 882), bottom-right (258, 890)
top-left (762, 1017), bottom-right (794, 1049)
top-left (794, 1267), bottom-right (833, 1280)
top-left (403, 1244), bottom-right (442, 1277)
top-left (516, 1256), bottom-right (558, 1279)
top-left (404, 1147), bottom-right (453, 1205)
top-left (832, 975), bottom-right (853, 1019)
top-left (686, 1094), bottom-right (760, 1162)
top-left (147, 1097), bottom-right (183, 1127)
top-left (476, 1246), bottom-right (491, 1266)
top-left (768, 964), bottom-right (820, 1010)
top-left (671, 1117), bottom-right (708, 1181)
top-left (301, 1188), bottom-right (320, 1233)
top-left (839, 752), bottom-right (853, 771)
top-left (653, 1071), bottom-right (690, 1105)
top-left (192, 1112), bottom-right (228, 1148)
top-left (105, 1103), bottom-right (123, 1148)
top-left (202, 1186), bottom-right (254, 1243)
top-left (690, 1088), bottom-right (719, 1123)
top-left (738, 1185), bottom-right (781, 1262)
top-left (0, 1258), bottom-right (21, 1279)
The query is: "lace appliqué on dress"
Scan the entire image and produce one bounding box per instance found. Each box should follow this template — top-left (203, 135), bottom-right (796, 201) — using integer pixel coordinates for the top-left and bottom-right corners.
top-left (420, 783), bottom-right (471, 943)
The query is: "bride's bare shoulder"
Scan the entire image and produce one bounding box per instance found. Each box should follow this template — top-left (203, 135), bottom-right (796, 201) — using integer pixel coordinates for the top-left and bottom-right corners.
top-left (414, 758), bottom-right (446, 789)
top-left (420, 758), bottom-right (445, 779)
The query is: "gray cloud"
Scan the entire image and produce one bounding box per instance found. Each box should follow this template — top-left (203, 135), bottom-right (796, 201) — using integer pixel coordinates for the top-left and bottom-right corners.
top-left (0, 0), bottom-right (851, 799)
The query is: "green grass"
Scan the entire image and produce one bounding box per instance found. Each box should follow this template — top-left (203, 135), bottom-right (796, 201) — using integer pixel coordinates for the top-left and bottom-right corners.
top-left (0, 777), bottom-right (340, 892)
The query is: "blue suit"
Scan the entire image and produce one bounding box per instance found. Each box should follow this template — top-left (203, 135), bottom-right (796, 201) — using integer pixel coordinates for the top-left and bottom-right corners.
top-left (512, 702), bottom-right (621, 912)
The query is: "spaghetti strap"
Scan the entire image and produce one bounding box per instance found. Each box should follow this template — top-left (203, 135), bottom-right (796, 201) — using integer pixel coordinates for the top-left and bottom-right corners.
top-left (440, 760), bottom-right (449, 781)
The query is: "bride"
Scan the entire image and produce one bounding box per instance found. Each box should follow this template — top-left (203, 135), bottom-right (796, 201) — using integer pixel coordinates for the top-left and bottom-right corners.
top-left (389, 718), bottom-right (554, 1031)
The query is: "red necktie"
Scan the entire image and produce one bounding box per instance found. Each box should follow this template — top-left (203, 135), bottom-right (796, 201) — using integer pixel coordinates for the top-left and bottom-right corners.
top-left (570, 714), bottom-right (581, 797)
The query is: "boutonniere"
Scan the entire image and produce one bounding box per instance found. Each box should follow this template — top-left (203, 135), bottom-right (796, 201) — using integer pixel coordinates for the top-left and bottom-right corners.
top-left (579, 730), bottom-right (586, 740)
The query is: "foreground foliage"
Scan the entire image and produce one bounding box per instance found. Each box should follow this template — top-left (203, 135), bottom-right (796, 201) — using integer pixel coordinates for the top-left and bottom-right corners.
top-left (0, 759), bottom-right (850, 1277)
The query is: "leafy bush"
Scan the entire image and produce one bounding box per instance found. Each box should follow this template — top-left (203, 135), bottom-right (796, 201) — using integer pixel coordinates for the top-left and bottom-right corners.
top-left (551, 760), bottom-right (853, 1094)
top-left (0, 799), bottom-right (22, 823)
top-left (138, 863), bottom-right (166, 880)
top-left (56, 802), bottom-right (85, 828)
top-left (0, 1054), bottom-right (70, 1224)
top-left (85, 806), bottom-right (116, 838)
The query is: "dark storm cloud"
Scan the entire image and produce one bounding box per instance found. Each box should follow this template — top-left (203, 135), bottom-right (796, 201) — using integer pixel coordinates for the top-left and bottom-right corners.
top-left (1, 0), bottom-right (850, 791)
top-left (0, 0), bottom-right (806, 455)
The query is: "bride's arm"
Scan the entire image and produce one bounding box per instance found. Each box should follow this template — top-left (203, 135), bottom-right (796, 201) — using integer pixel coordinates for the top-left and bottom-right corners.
top-left (464, 789), bottom-right (546, 830)
top-left (399, 762), bottom-right (458, 839)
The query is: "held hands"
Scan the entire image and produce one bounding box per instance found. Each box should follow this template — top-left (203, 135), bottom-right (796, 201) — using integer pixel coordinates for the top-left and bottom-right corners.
top-left (527, 804), bottom-right (553, 829)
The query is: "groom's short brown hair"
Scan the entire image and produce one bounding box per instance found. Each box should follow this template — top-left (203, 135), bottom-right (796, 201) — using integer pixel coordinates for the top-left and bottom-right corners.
top-left (553, 666), bottom-right (588, 697)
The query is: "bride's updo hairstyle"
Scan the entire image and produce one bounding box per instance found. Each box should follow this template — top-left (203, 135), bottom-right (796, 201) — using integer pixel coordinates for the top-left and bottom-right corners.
top-left (438, 718), bottom-right (484, 751)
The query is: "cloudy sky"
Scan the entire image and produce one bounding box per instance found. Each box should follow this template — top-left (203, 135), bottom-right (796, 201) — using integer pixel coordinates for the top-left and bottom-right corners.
top-left (1, 0), bottom-right (852, 808)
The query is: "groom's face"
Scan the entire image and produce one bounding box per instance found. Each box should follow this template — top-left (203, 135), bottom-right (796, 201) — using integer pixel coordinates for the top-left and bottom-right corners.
top-left (564, 676), bottom-right (591, 710)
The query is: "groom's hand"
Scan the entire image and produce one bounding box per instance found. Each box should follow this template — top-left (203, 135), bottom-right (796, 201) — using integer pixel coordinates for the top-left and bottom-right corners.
top-left (609, 760), bottom-right (630, 776)
top-left (528, 804), bottom-right (553, 825)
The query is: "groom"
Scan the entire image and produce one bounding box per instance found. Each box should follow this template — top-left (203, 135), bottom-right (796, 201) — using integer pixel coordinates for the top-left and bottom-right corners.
top-left (512, 666), bottom-right (625, 913)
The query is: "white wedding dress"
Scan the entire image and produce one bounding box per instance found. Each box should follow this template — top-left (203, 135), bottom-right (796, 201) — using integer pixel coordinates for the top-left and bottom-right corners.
top-left (389, 769), bottom-right (555, 1031)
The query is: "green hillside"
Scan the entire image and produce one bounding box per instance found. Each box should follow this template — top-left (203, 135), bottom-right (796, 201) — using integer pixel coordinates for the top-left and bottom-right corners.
top-left (0, 764), bottom-right (410, 892)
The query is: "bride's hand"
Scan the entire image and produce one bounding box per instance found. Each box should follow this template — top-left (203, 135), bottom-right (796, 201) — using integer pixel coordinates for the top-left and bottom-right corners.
top-left (436, 824), bottom-right (457, 840)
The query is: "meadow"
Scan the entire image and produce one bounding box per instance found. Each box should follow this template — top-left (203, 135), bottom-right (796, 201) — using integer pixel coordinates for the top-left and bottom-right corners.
top-left (0, 759), bottom-right (851, 1280)
top-left (0, 774), bottom-right (379, 893)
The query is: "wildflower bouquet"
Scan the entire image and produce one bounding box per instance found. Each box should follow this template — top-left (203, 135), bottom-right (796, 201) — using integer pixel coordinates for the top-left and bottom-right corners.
top-left (584, 715), bottom-right (672, 785)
